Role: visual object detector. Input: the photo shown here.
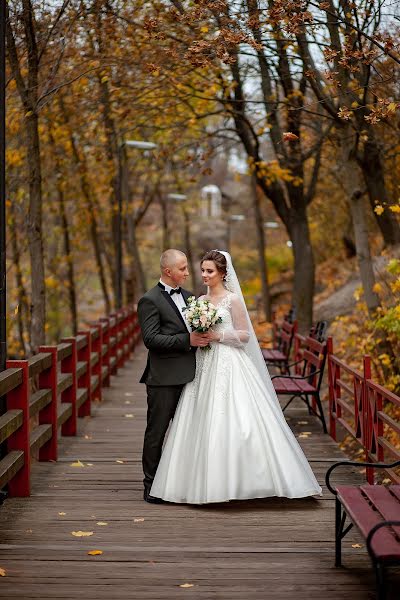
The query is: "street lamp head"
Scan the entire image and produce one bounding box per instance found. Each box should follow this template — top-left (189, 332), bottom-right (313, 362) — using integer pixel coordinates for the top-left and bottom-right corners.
top-left (167, 193), bottom-right (187, 201)
top-left (124, 140), bottom-right (158, 150)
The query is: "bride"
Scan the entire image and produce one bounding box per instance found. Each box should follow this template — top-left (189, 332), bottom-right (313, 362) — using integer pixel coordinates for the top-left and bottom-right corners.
top-left (150, 250), bottom-right (322, 503)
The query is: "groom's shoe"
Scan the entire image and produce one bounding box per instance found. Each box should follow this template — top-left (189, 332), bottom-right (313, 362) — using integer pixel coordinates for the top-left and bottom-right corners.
top-left (143, 489), bottom-right (166, 504)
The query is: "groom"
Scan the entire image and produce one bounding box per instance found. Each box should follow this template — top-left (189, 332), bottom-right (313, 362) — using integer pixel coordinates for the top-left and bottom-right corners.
top-left (137, 249), bottom-right (210, 503)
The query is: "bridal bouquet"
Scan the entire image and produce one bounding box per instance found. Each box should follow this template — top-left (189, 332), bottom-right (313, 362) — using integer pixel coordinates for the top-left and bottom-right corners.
top-left (183, 296), bottom-right (222, 350)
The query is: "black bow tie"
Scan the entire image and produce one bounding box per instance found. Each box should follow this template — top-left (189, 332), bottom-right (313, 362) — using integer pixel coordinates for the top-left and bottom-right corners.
top-left (169, 287), bottom-right (181, 296)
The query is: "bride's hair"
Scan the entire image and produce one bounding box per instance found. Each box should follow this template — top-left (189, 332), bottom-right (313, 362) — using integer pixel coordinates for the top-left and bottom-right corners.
top-left (201, 250), bottom-right (227, 279)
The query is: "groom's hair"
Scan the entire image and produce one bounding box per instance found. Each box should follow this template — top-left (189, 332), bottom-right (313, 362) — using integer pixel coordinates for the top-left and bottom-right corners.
top-left (160, 249), bottom-right (186, 271)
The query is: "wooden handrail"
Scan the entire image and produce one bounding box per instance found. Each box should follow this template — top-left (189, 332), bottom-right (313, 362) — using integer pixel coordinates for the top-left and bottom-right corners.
top-left (0, 305), bottom-right (139, 497)
top-left (327, 338), bottom-right (400, 484)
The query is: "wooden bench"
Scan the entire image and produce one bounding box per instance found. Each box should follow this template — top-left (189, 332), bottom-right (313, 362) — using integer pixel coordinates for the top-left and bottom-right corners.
top-left (272, 336), bottom-right (328, 432)
top-left (261, 318), bottom-right (297, 374)
top-left (326, 459), bottom-right (400, 600)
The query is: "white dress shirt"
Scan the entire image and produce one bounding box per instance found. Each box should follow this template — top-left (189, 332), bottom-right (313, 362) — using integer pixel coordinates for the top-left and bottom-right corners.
top-left (159, 279), bottom-right (191, 333)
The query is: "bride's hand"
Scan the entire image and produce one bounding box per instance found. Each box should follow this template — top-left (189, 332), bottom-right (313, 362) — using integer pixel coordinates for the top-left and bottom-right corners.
top-left (206, 330), bottom-right (220, 342)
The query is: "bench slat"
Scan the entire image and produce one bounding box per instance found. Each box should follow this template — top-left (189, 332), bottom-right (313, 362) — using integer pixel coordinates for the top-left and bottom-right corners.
top-left (361, 485), bottom-right (400, 537)
top-left (337, 485), bottom-right (400, 560)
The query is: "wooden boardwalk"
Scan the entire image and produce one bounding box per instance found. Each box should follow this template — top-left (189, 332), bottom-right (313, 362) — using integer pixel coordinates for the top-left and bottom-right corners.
top-left (0, 345), bottom-right (399, 599)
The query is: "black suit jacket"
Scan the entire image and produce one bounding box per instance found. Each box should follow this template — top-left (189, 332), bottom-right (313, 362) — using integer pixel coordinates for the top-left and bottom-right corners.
top-left (137, 284), bottom-right (196, 386)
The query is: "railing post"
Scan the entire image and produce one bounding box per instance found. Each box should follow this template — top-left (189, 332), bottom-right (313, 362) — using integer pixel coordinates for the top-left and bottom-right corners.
top-left (100, 318), bottom-right (110, 387)
top-left (116, 310), bottom-right (125, 369)
top-left (77, 331), bottom-right (92, 417)
top-left (363, 355), bottom-right (374, 484)
top-left (109, 314), bottom-right (118, 376)
top-left (37, 347), bottom-right (58, 461)
top-left (6, 360), bottom-right (30, 496)
top-left (91, 324), bottom-right (103, 402)
top-left (60, 339), bottom-right (78, 436)
top-left (327, 337), bottom-right (336, 440)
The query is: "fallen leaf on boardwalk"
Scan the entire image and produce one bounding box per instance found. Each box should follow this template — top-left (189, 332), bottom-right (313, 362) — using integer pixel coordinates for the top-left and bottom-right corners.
top-left (124, 414), bottom-right (134, 418)
top-left (26, 529), bottom-right (33, 534)
top-left (297, 421), bottom-right (308, 425)
top-left (70, 460), bottom-right (85, 467)
top-left (88, 550), bottom-right (103, 556)
top-left (134, 518), bottom-right (145, 523)
top-left (96, 522), bottom-right (108, 526)
top-left (124, 392), bottom-right (133, 397)
top-left (116, 460), bottom-right (125, 464)
top-left (86, 463), bottom-right (94, 466)
top-left (351, 543), bottom-right (363, 548)
top-left (84, 435), bottom-right (92, 440)
top-left (179, 583), bottom-right (194, 588)
top-left (0, 568), bottom-right (6, 576)
top-left (125, 400), bottom-right (131, 404)
top-left (382, 478), bottom-right (391, 484)
top-left (71, 531), bottom-right (94, 537)
top-left (90, 515), bottom-right (96, 518)
top-left (58, 512), bottom-right (66, 516)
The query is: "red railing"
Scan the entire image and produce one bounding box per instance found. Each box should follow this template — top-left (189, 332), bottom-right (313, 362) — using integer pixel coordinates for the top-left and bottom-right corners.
top-left (327, 338), bottom-right (400, 484)
top-left (0, 306), bottom-right (141, 497)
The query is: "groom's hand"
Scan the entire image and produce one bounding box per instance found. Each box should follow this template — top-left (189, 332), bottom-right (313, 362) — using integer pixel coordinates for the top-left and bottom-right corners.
top-left (190, 332), bottom-right (211, 347)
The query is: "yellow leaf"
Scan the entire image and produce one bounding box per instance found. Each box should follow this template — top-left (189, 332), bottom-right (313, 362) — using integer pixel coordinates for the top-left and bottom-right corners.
top-left (88, 550), bottom-right (103, 556)
top-left (374, 204), bottom-right (384, 215)
top-left (134, 518), bottom-right (145, 523)
top-left (125, 414), bottom-right (134, 418)
top-left (71, 531), bottom-right (94, 537)
top-left (58, 512), bottom-right (66, 516)
top-left (388, 102), bottom-right (397, 112)
top-left (389, 204), bottom-right (400, 213)
top-left (70, 460), bottom-right (85, 467)
top-left (116, 460), bottom-right (125, 464)
top-left (351, 543), bottom-right (362, 548)
top-left (200, 26), bottom-right (209, 33)
top-left (373, 283), bottom-right (383, 294)
top-left (86, 463), bottom-right (94, 466)
top-left (0, 568), bottom-right (6, 576)
top-left (96, 522), bottom-right (108, 526)
top-left (179, 583), bottom-right (194, 588)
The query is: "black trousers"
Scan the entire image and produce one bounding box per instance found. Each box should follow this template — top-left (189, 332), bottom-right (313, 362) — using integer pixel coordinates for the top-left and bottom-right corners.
top-left (142, 384), bottom-right (184, 493)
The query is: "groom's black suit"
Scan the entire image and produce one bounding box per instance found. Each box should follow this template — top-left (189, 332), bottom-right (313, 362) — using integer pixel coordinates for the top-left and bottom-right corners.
top-left (137, 283), bottom-right (196, 496)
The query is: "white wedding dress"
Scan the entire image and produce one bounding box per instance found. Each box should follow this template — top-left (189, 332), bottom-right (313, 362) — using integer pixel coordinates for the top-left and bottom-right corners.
top-left (150, 272), bottom-right (322, 503)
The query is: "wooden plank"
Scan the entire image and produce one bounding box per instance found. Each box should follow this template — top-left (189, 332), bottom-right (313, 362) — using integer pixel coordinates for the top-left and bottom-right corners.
top-left (29, 424), bottom-right (53, 455)
top-left (76, 361), bottom-right (87, 379)
top-left (57, 403), bottom-right (73, 427)
top-left (76, 388), bottom-right (88, 409)
top-left (90, 352), bottom-right (99, 368)
top-left (28, 353), bottom-right (52, 378)
top-left (76, 335), bottom-right (88, 351)
top-left (90, 374), bottom-right (99, 392)
top-left (29, 389), bottom-right (52, 418)
top-left (0, 450), bottom-right (24, 488)
top-left (56, 343), bottom-right (72, 362)
top-left (57, 372), bottom-right (73, 395)
top-left (0, 409), bottom-right (23, 443)
top-left (0, 367), bottom-right (23, 397)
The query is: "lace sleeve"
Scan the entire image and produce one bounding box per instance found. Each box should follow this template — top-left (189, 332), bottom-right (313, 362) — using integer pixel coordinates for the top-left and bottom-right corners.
top-left (219, 294), bottom-right (250, 348)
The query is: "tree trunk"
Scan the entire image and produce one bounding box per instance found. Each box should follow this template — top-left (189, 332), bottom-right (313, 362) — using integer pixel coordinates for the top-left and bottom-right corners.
top-left (252, 176), bottom-right (272, 321)
top-left (58, 187), bottom-right (78, 335)
top-left (159, 194), bottom-right (170, 250)
top-left (9, 200), bottom-right (30, 356)
top-left (359, 135), bottom-right (400, 246)
top-left (182, 206), bottom-right (196, 293)
top-left (26, 111), bottom-right (46, 349)
top-left (289, 207), bottom-right (315, 332)
top-left (126, 213), bottom-right (147, 299)
top-left (339, 129), bottom-right (380, 315)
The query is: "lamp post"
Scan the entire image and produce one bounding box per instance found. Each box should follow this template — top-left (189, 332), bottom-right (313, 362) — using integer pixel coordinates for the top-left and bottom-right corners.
top-left (116, 139), bottom-right (157, 309)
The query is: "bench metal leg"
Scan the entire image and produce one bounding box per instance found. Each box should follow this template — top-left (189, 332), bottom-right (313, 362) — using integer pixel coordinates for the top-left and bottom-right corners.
top-left (335, 499), bottom-right (353, 567)
top-left (314, 392), bottom-right (327, 433)
top-left (375, 561), bottom-right (386, 600)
